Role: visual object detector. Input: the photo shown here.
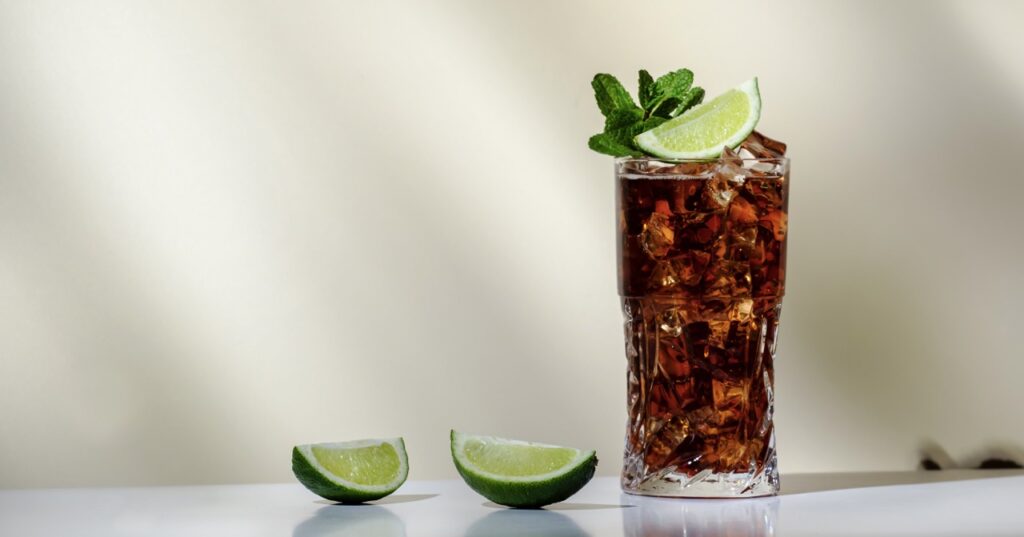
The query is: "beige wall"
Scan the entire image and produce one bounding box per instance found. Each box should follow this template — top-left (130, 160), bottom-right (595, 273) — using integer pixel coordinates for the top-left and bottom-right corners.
top-left (2, 0), bottom-right (1023, 488)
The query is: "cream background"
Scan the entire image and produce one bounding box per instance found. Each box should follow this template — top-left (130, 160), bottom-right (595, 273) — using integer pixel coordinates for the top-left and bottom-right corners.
top-left (1, 0), bottom-right (1023, 488)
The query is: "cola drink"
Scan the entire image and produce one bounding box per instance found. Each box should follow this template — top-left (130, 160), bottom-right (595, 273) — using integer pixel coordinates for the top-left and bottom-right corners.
top-left (617, 132), bottom-right (788, 497)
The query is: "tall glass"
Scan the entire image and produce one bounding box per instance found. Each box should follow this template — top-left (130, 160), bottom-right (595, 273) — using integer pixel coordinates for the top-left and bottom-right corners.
top-left (617, 156), bottom-right (789, 498)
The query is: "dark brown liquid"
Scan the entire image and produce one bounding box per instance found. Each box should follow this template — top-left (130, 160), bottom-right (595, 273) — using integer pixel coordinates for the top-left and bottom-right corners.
top-left (618, 162), bottom-right (788, 487)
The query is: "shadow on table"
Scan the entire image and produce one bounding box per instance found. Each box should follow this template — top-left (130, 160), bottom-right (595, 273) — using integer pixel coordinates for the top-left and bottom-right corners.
top-left (781, 469), bottom-right (1024, 496)
top-left (482, 501), bottom-right (634, 511)
top-left (465, 509), bottom-right (591, 537)
top-left (314, 494), bottom-right (438, 506)
top-left (294, 504), bottom-right (406, 537)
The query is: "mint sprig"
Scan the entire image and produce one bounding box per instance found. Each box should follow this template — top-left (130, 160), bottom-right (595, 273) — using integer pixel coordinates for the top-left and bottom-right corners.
top-left (591, 74), bottom-right (640, 118)
top-left (588, 69), bottom-right (705, 157)
top-left (638, 70), bottom-right (655, 110)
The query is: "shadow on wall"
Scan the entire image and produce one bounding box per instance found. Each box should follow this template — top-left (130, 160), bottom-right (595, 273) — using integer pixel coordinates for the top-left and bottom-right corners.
top-left (919, 441), bottom-right (1024, 470)
top-left (782, 468), bottom-right (1024, 496)
top-left (790, 250), bottom-right (1024, 469)
top-left (777, 0), bottom-right (1024, 471)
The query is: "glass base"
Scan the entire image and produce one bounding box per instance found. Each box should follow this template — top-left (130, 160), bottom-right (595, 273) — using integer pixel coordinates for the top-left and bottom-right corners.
top-left (623, 490), bottom-right (780, 537)
top-left (621, 467), bottom-right (779, 498)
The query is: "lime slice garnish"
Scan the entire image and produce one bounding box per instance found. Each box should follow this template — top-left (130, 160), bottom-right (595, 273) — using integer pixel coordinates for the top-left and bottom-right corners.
top-left (635, 77), bottom-right (761, 159)
top-left (450, 430), bottom-right (598, 508)
top-left (292, 438), bottom-right (409, 503)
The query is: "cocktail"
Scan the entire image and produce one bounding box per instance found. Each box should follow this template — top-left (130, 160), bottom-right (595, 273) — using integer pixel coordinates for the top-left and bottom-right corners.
top-left (590, 70), bottom-right (789, 497)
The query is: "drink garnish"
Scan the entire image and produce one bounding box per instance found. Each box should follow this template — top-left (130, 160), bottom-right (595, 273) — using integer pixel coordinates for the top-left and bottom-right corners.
top-left (589, 70), bottom-right (762, 159)
top-left (589, 69), bottom-right (705, 157)
top-left (635, 78), bottom-right (761, 159)
top-left (450, 430), bottom-right (597, 508)
top-left (292, 438), bottom-right (408, 502)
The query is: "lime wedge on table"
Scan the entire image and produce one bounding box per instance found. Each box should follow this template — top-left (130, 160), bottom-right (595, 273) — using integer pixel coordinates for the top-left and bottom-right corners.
top-left (292, 438), bottom-right (408, 503)
top-left (450, 430), bottom-right (598, 508)
top-left (635, 77), bottom-right (761, 159)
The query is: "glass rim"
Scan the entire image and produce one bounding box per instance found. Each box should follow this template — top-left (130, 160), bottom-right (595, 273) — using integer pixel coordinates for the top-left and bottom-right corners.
top-left (614, 156), bottom-right (789, 164)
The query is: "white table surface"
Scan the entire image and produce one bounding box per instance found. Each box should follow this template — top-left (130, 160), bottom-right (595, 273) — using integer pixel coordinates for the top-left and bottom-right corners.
top-left (2, 471), bottom-right (1023, 536)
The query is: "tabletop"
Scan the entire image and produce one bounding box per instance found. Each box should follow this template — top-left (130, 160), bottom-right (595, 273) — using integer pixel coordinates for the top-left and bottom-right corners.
top-left (2, 471), bottom-right (1023, 536)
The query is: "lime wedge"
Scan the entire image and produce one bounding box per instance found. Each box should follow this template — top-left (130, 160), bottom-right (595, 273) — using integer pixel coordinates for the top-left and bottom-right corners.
top-left (292, 438), bottom-right (408, 503)
top-left (450, 430), bottom-right (598, 508)
top-left (635, 77), bottom-right (761, 159)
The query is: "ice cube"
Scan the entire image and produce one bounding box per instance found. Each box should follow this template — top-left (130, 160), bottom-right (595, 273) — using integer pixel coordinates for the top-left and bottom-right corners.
top-left (716, 146), bottom-right (747, 183)
top-left (727, 226), bottom-right (758, 261)
top-left (728, 298), bottom-right (754, 322)
top-left (709, 438), bottom-right (745, 469)
top-left (743, 177), bottom-right (784, 207)
top-left (673, 380), bottom-right (695, 406)
top-left (641, 212), bottom-right (675, 258)
top-left (687, 406), bottom-right (723, 437)
top-left (739, 130), bottom-right (787, 158)
top-left (727, 196), bottom-right (759, 226)
top-left (703, 260), bottom-right (752, 299)
top-left (751, 255), bottom-right (784, 298)
top-left (658, 348), bottom-right (691, 379)
top-left (713, 378), bottom-right (748, 409)
top-left (650, 260), bottom-right (679, 289)
top-left (707, 320), bottom-right (732, 348)
top-left (696, 297), bottom-right (729, 319)
top-left (725, 196), bottom-right (760, 260)
top-left (670, 250), bottom-right (711, 286)
top-left (759, 209), bottom-right (788, 241)
top-left (654, 160), bottom-right (717, 177)
top-left (623, 159), bottom-right (719, 179)
top-left (672, 180), bottom-right (704, 213)
top-left (737, 132), bottom-right (787, 176)
top-left (702, 177), bottom-right (737, 210)
top-left (658, 308), bottom-right (684, 337)
top-left (645, 415), bottom-right (693, 467)
top-left (677, 212), bottom-right (723, 250)
top-left (748, 239), bottom-right (767, 268)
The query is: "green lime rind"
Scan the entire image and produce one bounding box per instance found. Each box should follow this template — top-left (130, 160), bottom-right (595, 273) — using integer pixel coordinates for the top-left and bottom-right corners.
top-left (450, 430), bottom-right (598, 508)
top-left (292, 438), bottom-right (408, 503)
top-left (635, 77), bottom-right (761, 160)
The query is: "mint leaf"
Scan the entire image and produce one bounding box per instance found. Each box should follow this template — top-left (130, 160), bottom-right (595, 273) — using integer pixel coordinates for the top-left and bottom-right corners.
top-left (652, 97), bottom-right (681, 118)
top-left (638, 70), bottom-right (655, 110)
top-left (647, 69), bottom-right (694, 118)
top-left (591, 74), bottom-right (641, 118)
top-left (628, 116), bottom-right (667, 138)
top-left (605, 107), bottom-right (644, 130)
top-left (668, 86), bottom-right (705, 117)
top-left (588, 133), bottom-right (642, 157)
top-left (654, 69), bottom-right (694, 99)
top-left (587, 67), bottom-right (701, 157)
top-left (607, 117), bottom-right (667, 148)
top-left (590, 116), bottom-right (667, 157)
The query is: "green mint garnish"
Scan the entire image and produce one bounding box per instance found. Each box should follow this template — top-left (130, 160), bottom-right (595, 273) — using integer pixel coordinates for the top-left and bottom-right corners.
top-left (589, 68), bottom-right (705, 157)
top-left (604, 108), bottom-right (644, 131)
top-left (587, 133), bottom-right (638, 157)
top-left (591, 74), bottom-right (642, 119)
top-left (588, 117), bottom-right (666, 157)
top-left (638, 70), bottom-right (655, 110)
top-left (668, 87), bottom-right (705, 118)
top-left (646, 68), bottom-right (694, 118)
